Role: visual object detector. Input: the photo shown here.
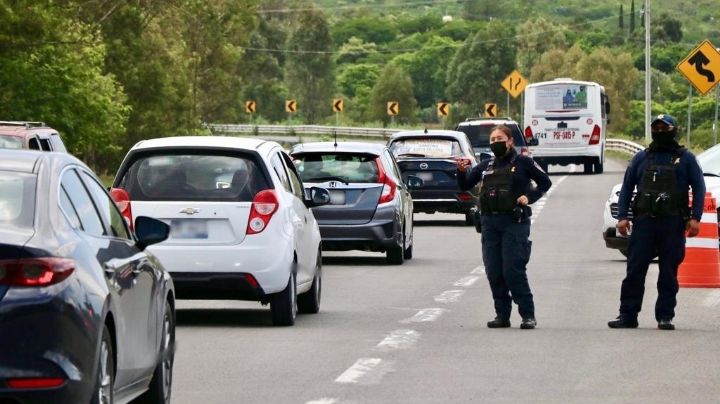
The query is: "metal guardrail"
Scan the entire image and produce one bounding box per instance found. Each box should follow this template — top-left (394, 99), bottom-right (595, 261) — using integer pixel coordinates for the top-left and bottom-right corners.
top-left (605, 138), bottom-right (644, 155)
top-left (207, 123), bottom-right (647, 153)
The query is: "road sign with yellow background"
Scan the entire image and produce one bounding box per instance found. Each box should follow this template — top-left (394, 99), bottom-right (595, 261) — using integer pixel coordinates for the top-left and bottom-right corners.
top-left (484, 103), bottom-right (497, 118)
top-left (437, 102), bottom-right (449, 117)
top-left (501, 70), bottom-right (528, 98)
top-left (333, 99), bottom-right (344, 113)
top-left (387, 101), bottom-right (399, 116)
top-left (285, 99), bottom-right (297, 113)
top-left (245, 101), bottom-right (256, 114)
top-left (677, 40), bottom-right (720, 95)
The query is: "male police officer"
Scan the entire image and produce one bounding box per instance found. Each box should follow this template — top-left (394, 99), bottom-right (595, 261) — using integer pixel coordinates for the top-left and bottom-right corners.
top-left (609, 114), bottom-right (705, 330)
top-left (457, 125), bottom-right (551, 329)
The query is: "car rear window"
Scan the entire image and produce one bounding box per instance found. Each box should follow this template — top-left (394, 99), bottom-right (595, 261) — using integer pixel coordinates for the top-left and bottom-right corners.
top-left (293, 153), bottom-right (379, 183)
top-left (456, 124), bottom-right (525, 148)
top-left (389, 138), bottom-right (463, 158)
top-left (119, 153), bottom-right (270, 202)
top-left (0, 171), bottom-right (35, 228)
top-left (0, 135), bottom-right (23, 150)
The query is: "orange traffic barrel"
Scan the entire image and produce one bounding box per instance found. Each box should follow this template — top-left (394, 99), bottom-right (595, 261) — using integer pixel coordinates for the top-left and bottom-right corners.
top-left (679, 193), bottom-right (720, 287)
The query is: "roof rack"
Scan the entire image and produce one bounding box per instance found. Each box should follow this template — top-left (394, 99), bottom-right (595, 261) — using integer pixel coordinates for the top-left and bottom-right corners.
top-left (0, 121), bottom-right (48, 129)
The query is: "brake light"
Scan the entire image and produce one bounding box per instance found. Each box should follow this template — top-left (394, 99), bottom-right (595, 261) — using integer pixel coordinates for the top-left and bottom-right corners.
top-left (0, 258), bottom-right (75, 287)
top-left (457, 192), bottom-right (474, 202)
top-left (247, 190), bottom-right (279, 235)
top-left (7, 377), bottom-right (66, 389)
top-left (524, 126), bottom-right (533, 141)
top-left (376, 157), bottom-right (396, 204)
top-left (109, 188), bottom-right (133, 231)
top-left (589, 124), bottom-right (601, 145)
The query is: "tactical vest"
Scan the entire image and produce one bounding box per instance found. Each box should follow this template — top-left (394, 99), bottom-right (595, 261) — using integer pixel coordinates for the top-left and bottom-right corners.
top-left (633, 148), bottom-right (689, 217)
top-left (479, 157), bottom-right (517, 214)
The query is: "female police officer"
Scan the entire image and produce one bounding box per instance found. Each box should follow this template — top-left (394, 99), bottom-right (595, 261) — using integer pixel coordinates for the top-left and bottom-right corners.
top-left (456, 125), bottom-right (551, 329)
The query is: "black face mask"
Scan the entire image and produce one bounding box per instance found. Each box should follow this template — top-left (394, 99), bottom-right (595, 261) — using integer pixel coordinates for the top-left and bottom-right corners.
top-left (490, 141), bottom-right (508, 158)
top-left (651, 131), bottom-right (676, 148)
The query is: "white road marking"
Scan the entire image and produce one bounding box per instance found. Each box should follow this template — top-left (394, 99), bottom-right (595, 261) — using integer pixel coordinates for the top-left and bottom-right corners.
top-left (530, 165), bottom-right (575, 224)
top-left (434, 289), bottom-right (466, 303)
top-left (703, 290), bottom-right (720, 307)
top-left (454, 276), bottom-right (480, 287)
top-left (376, 329), bottom-right (421, 350)
top-left (400, 308), bottom-right (446, 323)
top-left (335, 358), bottom-right (394, 385)
top-left (306, 399), bottom-right (338, 404)
top-left (471, 265), bottom-right (485, 274)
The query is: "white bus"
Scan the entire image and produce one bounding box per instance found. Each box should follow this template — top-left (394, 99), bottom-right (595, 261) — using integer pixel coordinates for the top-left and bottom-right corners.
top-left (523, 78), bottom-right (610, 174)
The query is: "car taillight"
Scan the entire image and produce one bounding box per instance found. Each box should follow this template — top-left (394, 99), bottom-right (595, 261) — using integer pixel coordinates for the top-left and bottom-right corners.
top-left (7, 377), bottom-right (66, 389)
top-left (109, 188), bottom-right (133, 231)
top-left (247, 190), bottom-right (279, 235)
top-left (589, 124), bottom-right (601, 145)
top-left (457, 192), bottom-right (474, 202)
top-left (524, 126), bottom-right (534, 141)
top-left (376, 157), bottom-right (396, 204)
top-left (0, 258), bottom-right (75, 287)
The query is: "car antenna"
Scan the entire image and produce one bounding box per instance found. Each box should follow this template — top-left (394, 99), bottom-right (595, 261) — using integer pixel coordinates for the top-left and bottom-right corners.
top-left (333, 128), bottom-right (338, 148)
top-left (424, 128), bottom-right (428, 134)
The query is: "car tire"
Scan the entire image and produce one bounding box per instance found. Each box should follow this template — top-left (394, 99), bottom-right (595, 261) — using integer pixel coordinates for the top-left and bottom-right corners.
top-left (403, 241), bottom-right (413, 260)
top-left (91, 325), bottom-right (114, 404)
top-left (594, 161), bottom-right (604, 174)
top-left (271, 273), bottom-right (297, 326)
top-left (298, 252), bottom-right (322, 314)
top-left (464, 213), bottom-right (475, 226)
top-left (583, 162), bottom-right (593, 174)
top-left (135, 301), bottom-right (175, 404)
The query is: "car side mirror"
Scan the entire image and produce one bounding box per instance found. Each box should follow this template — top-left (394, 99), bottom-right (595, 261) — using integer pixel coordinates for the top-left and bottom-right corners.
top-left (134, 216), bottom-right (170, 251)
top-left (305, 187), bottom-right (330, 208)
top-left (405, 175), bottom-right (424, 189)
top-left (527, 137), bottom-right (539, 146)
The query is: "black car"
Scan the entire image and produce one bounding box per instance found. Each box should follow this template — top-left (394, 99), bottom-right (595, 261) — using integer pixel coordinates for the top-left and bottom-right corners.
top-left (388, 130), bottom-right (479, 225)
top-left (291, 142), bottom-right (416, 264)
top-left (0, 150), bottom-right (175, 404)
top-left (455, 118), bottom-right (536, 163)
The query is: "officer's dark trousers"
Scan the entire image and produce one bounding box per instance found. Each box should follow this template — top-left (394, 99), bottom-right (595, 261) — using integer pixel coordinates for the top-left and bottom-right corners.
top-left (481, 214), bottom-right (534, 319)
top-left (620, 215), bottom-right (686, 320)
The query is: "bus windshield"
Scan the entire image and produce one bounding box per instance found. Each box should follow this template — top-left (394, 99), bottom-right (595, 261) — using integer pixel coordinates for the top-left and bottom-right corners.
top-left (535, 83), bottom-right (591, 111)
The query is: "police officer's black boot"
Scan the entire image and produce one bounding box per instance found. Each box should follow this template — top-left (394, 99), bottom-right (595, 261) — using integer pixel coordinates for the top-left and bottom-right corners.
top-left (607, 315), bottom-right (638, 328)
top-left (657, 319), bottom-right (675, 330)
top-left (520, 317), bottom-right (537, 329)
top-left (487, 317), bottom-right (511, 328)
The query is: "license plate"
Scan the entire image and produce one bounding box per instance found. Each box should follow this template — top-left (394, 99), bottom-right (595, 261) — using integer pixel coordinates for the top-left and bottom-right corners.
top-left (417, 172), bottom-right (433, 181)
top-left (171, 219), bottom-right (208, 239)
top-left (329, 190), bottom-right (346, 205)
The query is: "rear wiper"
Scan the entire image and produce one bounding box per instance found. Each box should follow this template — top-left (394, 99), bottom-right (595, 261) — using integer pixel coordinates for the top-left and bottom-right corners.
top-left (304, 176), bottom-right (350, 185)
top-left (397, 153), bottom-right (427, 157)
top-left (703, 173), bottom-right (720, 177)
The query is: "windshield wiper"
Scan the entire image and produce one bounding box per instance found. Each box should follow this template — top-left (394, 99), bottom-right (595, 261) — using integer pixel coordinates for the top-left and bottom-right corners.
top-left (397, 153), bottom-right (427, 157)
top-left (304, 176), bottom-right (350, 185)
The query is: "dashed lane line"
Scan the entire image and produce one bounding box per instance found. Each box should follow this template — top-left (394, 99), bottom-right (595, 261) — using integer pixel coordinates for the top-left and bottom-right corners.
top-left (376, 329), bottom-right (421, 351)
top-left (334, 358), bottom-right (395, 385)
top-left (400, 308), bottom-right (446, 324)
top-left (470, 265), bottom-right (485, 275)
top-left (531, 164), bottom-right (577, 224)
top-left (434, 290), bottom-right (466, 304)
top-left (305, 399), bottom-right (338, 404)
top-left (453, 275), bottom-right (480, 287)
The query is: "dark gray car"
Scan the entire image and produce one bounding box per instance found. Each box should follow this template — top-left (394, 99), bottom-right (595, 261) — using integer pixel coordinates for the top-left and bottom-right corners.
top-left (290, 142), bottom-right (414, 265)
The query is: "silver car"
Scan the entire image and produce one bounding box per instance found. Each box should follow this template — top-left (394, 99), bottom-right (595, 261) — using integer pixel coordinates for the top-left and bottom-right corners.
top-left (291, 142), bottom-right (416, 265)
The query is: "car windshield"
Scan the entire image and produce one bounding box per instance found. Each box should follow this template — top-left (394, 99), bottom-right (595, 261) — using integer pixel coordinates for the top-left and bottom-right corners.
top-left (0, 135), bottom-right (23, 149)
top-left (456, 124), bottom-right (524, 148)
top-left (119, 153), bottom-right (270, 201)
top-left (0, 171), bottom-right (36, 228)
top-left (389, 138), bottom-right (462, 158)
top-left (697, 144), bottom-right (720, 176)
top-left (293, 153), bottom-right (379, 183)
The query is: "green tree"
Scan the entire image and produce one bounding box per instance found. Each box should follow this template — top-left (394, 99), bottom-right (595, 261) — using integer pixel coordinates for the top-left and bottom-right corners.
top-left (630, 0), bottom-right (636, 33)
top-left (285, 6), bottom-right (335, 123)
top-left (331, 17), bottom-right (397, 47)
top-left (335, 37), bottom-right (378, 65)
top-left (652, 13), bottom-right (683, 43)
top-left (446, 21), bottom-right (517, 116)
top-left (529, 44), bottom-right (585, 82)
top-left (368, 64), bottom-right (417, 125)
top-left (337, 64), bottom-right (381, 98)
top-left (516, 17), bottom-right (567, 74)
top-left (619, 4), bottom-right (624, 30)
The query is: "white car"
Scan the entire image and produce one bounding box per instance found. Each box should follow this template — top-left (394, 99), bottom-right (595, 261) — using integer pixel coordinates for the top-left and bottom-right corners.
top-left (603, 144), bottom-right (720, 257)
top-left (110, 136), bottom-right (330, 326)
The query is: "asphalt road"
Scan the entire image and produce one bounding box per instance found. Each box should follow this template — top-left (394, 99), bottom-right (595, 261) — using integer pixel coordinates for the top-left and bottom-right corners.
top-left (171, 158), bottom-right (720, 404)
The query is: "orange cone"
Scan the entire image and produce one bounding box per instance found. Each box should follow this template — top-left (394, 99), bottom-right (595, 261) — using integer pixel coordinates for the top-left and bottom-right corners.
top-left (679, 193), bottom-right (720, 287)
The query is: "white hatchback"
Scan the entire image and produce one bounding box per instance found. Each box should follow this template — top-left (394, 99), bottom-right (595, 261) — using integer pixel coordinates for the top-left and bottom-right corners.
top-left (111, 136), bottom-right (329, 326)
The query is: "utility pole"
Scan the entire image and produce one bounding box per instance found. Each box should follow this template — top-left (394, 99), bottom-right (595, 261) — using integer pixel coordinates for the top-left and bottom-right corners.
top-left (644, 0), bottom-right (651, 143)
top-left (714, 81), bottom-right (719, 145)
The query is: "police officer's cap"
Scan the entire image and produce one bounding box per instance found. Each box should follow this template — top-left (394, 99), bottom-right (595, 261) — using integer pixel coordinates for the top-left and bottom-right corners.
top-left (651, 114), bottom-right (678, 128)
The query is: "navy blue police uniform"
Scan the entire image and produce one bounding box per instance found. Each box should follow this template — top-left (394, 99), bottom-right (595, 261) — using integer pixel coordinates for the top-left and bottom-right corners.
top-left (458, 149), bottom-right (551, 326)
top-left (611, 115), bottom-right (705, 329)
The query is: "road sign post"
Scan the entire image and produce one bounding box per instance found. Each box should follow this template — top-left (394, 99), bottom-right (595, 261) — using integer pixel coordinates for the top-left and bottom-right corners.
top-left (245, 100), bottom-right (256, 123)
top-left (676, 40), bottom-right (720, 96)
top-left (285, 99), bottom-right (297, 125)
top-left (437, 102), bottom-right (449, 124)
top-left (387, 101), bottom-right (399, 126)
top-left (332, 98), bottom-right (344, 127)
top-left (501, 70), bottom-right (527, 121)
top-left (687, 84), bottom-right (693, 146)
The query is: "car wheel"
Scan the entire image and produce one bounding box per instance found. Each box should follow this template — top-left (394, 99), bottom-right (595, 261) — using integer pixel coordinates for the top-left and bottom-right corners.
top-left (594, 161), bottom-right (604, 174)
top-left (91, 325), bottom-right (114, 404)
top-left (135, 302), bottom-right (175, 404)
top-left (271, 273), bottom-right (297, 326)
top-left (403, 223), bottom-right (413, 260)
top-left (583, 162), bottom-right (593, 174)
top-left (387, 229), bottom-right (405, 265)
top-left (464, 213), bottom-right (475, 226)
top-left (298, 252), bottom-right (322, 314)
